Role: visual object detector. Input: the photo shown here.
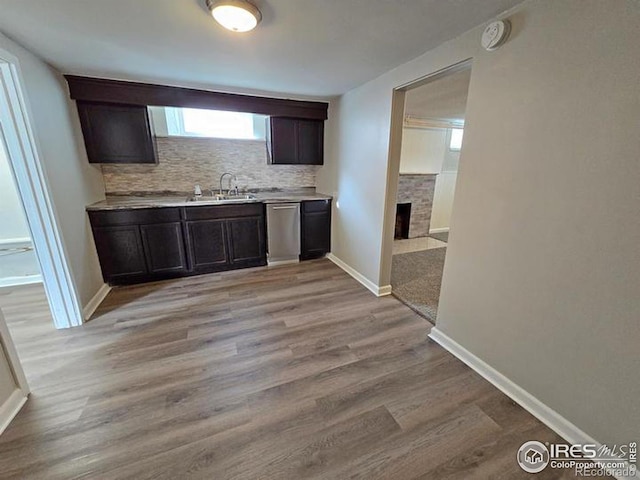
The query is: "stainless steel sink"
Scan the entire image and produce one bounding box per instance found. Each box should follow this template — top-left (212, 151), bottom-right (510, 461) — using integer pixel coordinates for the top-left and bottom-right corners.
top-left (186, 194), bottom-right (258, 204)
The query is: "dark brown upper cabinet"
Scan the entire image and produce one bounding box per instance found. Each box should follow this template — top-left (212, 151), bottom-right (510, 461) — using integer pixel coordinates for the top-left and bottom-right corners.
top-left (66, 76), bottom-right (328, 120)
top-left (76, 101), bottom-right (157, 164)
top-left (267, 117), bottom-right (324, 165)
top-left (66, 76), bottom-right (328, 165)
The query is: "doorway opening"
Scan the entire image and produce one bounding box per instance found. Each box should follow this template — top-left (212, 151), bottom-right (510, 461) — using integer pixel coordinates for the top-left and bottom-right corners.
top-left (383, 60), bottom-right (472, 323)
top-left (0, 139), bottom-right (42, 288)
top-left (0, 48), bottom-right (89, 430)
top-left (0, 129), bottom-right (54, 391)
top-left (0, 49), bottom-right (83, 333)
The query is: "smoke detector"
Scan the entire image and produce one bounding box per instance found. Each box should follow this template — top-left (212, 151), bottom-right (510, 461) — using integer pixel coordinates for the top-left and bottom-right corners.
top-left (481, 20), bottom-right (511, 51)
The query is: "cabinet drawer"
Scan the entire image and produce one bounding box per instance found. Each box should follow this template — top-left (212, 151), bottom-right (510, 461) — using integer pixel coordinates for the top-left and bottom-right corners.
top-left (302, 199), bottom-right (331, 213)
top-left (185, 203), bottom-right (264, 221)
top-left (89, 208), bottom-right (181, 227)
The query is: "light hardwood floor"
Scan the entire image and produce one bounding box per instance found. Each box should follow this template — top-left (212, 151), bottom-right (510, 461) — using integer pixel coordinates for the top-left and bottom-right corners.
top-left (0, 260), bottom-right (605, 479)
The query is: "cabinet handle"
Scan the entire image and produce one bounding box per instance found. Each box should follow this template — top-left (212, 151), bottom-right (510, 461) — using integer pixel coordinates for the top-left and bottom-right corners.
top-left (272, 205), bottom-right (298, 210)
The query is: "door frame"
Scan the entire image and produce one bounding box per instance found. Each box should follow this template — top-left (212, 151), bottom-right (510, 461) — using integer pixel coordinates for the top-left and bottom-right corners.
top-left (0, 308), bottom-right (29, 434)
top-left (0, 48), bottom-right (83, 328)
top-left (379, 58), bottom-right (473, 291)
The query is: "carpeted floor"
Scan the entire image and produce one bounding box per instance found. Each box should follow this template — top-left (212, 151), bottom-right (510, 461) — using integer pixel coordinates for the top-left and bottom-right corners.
top-left (391, 247), bottom-right (446, 323)
top-left (429, 231), bottom-right (449, 243)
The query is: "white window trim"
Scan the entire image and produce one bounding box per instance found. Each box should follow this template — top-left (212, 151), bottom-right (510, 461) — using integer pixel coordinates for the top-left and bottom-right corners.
top-left (165, 106), bottom-right (186, 136)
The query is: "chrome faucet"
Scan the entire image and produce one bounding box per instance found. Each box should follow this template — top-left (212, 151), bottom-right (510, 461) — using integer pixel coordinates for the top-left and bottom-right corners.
top-left (218, 172), bottom-right (238, 196)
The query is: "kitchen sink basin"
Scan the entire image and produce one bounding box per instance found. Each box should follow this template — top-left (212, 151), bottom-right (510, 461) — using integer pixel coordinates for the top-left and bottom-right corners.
top-left (186, 194), bottom-right (258, 204)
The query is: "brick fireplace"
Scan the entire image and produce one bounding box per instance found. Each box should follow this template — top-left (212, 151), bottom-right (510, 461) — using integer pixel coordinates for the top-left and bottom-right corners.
top-left (396, 173), bottom-right (437, 238)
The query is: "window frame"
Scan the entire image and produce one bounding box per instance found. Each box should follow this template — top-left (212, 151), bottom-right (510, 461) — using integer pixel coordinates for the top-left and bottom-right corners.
top-left (162, 106), bottom-right (266, 140)
top-left (449, 128), bottom-right (464, 151)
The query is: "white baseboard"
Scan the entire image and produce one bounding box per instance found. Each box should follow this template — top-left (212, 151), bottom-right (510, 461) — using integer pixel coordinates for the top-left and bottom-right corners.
top-left (82, 283), bottom-right (111, 321)
top-left (267, 258), bottom-right (300, 267)
top-left (0, 389), bottom-right (28, 436)
top-left (429, 227), bottom-right (450, 234)
top-left (0, 237), bottom-right (31, 248)
top-left (377, 284), bottom-right (392, 296)
top-left (0, 275), bottom-right (42, 288)
top-left (326, 253), bottom-right (391, 297)
top-left (429, 327), bottom-right (639, 480)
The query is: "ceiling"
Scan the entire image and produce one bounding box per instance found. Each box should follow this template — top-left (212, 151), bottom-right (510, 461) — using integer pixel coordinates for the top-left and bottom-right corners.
top-left (404, 67), bottom-right (472, 123)
top-left (0, 0), bottom-right (523, 98)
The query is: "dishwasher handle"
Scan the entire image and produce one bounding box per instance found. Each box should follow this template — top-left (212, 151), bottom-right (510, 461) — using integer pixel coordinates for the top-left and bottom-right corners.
top-left (271, 205), bottom-right (299, 210)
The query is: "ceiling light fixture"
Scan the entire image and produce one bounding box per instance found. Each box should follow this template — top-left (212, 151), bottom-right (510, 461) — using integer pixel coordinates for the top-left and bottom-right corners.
top-left (206, 0), bottom-right (262, 33)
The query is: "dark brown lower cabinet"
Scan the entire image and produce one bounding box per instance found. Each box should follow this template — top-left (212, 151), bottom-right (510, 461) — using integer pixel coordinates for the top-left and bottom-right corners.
top-left (185, 210), bottom-right (266, 273)
top-left (92, 225), bottom-right (147, 281)
top-left (186, 219), bottom-right (228, 271)
top-left (228, 216), bottom-right (265, 264)
top-left (88, 204), bottom-right (267, 285)
top-left (140, 222), bottom-right (187, 274)
top-left (300, 200), bottom-right (332, 260)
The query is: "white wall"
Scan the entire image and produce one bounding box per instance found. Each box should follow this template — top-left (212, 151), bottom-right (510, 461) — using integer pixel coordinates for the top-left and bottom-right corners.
top-left (430, 172), bottom-right (457, 232)
top-left (430, 128), bottom-right (461, 231)
top-left (399, 128), bottom-right (445, 174)
top-left (0, 32), bottom-right (106, 308)
top-left (317, 81), bottom-right (397, 284)
top-left (317, 0), bottom-right (640, 446)
top-left (0, 142), bottom-right (30, 243)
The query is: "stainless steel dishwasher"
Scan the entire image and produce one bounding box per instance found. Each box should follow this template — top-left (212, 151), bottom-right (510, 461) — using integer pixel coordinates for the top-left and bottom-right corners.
top-left (266, 203), bottom-right (300, 265)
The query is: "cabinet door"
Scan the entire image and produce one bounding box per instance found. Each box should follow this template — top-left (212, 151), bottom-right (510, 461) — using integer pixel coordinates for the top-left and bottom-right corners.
top-left (227, 216), bottom-right (266, 264)
top-left (186, 219), bottom-right (229, 270)
top-left (297, 120), bottom-right (324, 165)
top-left (140, 223), bottom-right (187, 274)
top-left (77, 102), bottom-right (157, 164)
top-left (301, 200), bottom-right (331, 260)
top-left (268, 117), bottom-right (298, 164)
top-left (93, 225), bottom-right (147, 281)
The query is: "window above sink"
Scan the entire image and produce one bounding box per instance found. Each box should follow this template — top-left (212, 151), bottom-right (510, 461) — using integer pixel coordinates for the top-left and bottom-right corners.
top-left (149, 106), bottom-right (266, 140)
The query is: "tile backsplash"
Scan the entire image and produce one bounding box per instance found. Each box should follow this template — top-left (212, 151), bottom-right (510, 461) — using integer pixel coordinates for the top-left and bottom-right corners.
top-left (101, 137), bottom-right (319, 194)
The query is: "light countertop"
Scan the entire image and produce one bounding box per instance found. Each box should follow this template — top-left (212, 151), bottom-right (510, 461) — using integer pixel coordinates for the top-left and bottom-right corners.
top-left (86, 189), bottom-right (332, 211)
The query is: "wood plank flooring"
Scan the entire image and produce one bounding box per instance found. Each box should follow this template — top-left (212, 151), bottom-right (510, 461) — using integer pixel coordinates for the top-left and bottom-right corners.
top-left (0, 260), bottom-right (606, 479)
